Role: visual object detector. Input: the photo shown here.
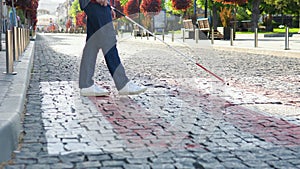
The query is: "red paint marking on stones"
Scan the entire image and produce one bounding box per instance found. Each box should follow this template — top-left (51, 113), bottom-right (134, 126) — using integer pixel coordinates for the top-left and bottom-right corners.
top-left (89, 79), bottom-right (300, 150)
top-left (89, 93), bottom-right (195, 150)
top-left (225, 105), bottom-right (300, 147)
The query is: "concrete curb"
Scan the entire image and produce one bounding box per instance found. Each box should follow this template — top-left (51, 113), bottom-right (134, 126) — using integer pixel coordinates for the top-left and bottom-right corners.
top-left (0, 41), bottom-right (35, 163)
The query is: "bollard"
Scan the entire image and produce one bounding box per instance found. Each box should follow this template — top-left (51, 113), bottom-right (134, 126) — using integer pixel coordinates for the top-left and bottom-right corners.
top-left (134, 30), bottom-right (136, 39)
top-left (154, 30), bottom-right (156, 40)
top-left (172, 30), bottom-right (174, 42)
top-left (22, 29), bottom-right (25, 52)
top-left (230, 28), bottom-right (234, 46)
top-left (147, 31), bottom-right (149, 40)
top-left (4, 30), bottom-right (17, 75)
top-left (13, 27), bottom-right (20, 61)
top-left (195, 29), bottom-right (199, 43)
top-left (162, 29), bottom-right (165, 41)
top-left (26, 29), bottom-right (29, 46)
top-left (18, 28), bottom-right (22, 55)
top-left (183, 29), bottom-right (185, 42)
top-left (254, 28), bottom-right (258, 48)
top-left (27, 29), bottom-right (29, 46)
top-left (20, 29), bottom-right (23, 52)
top-left (211, 28), bottom-right (214, 45)
top-left (285, 27), bottom-right (290, 50)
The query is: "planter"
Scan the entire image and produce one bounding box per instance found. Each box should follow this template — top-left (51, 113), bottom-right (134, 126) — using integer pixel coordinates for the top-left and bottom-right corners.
top-left (222, 27), bottom-right (236, 40)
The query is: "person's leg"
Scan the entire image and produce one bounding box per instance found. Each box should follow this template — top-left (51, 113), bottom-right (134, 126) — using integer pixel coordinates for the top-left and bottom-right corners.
top-left (80, 3), bottom-right (146, 95)
top-left (80, 3), bottom-right (129, 90)
top-left (103, 45), bottom-right (129, 90)
top-left (79, 3), bottom-right (100, 89)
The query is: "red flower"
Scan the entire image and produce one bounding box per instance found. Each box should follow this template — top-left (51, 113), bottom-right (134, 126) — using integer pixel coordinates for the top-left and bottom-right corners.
top-left (124, 0), bottom-right (139, 17)
top-left (214, 0), bottom-right (248, 5)
top-left (76, 12), bottom-right (86, 27)
top-left (140, 0), bottom-right (162, 16)
top-left (171, 0), bottom-right (192, 11)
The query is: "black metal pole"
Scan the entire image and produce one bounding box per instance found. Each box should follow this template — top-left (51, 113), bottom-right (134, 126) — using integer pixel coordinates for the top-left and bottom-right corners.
top-left (205, 0), bottom-right (208, 18)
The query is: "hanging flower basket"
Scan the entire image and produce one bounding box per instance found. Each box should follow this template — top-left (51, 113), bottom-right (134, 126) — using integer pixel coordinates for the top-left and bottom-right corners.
top-left (140, 0), bottom-right (162, 16)
top-left (124, 0), bottom-right (140, 18)
top-left (171, 0), bottom-right (192, 11)
top-left (214, 0), bottom-right (248, 5)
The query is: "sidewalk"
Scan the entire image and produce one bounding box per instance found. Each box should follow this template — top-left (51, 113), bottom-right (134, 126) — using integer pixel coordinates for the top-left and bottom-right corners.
top-left (0, 31), bottom-right (299, 165)
top-left (175, 33), bottom-right (300, 58)
top-left (0, 38), bottom-right (35, 163)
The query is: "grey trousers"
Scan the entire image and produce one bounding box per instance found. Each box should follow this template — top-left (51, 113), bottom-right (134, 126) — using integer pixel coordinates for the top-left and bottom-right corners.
top-left (79, 3), bottom-right (129, 90)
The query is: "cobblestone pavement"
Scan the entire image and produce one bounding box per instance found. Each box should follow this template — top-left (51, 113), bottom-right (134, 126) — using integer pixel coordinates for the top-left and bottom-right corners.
top-left (1, 33), bottom-right (300, 169)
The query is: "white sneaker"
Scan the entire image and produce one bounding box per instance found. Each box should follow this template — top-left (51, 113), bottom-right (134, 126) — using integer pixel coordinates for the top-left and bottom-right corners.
top-left (118, 81), bottom-right (147, 95)
top-left (80, 84), bottom-right (109, 96)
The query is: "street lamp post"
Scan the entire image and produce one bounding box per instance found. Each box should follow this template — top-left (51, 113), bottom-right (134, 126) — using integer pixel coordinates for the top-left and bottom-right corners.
top-left (205, 0), bottom-right (208, 18)
top-left (298, 9), bottom-right (300, 33)
top-left (194, 0), bottom-right (196, 15)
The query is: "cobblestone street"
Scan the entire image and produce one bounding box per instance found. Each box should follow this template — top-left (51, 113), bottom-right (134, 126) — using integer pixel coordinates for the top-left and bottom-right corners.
top-left (2, 33), bottom-right (300, 169)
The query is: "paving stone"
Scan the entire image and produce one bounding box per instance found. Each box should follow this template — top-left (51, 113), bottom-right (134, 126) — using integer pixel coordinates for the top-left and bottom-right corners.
top-left (25, 164), bottom-right (51, 169)
top-left (3, 165), bottom-right (26, 169)
top-left (50, 162), bottom-right (74, 169)
top-left (150, 163), bottom-right (175, 169)
top-left (221, 161), bottom-right (249, 169)
top-left (87, 154), bottom-right (111, 161)
top-left (59, 153), bottom-right (85, 163)
top-left (101, 160), bottom-right (126, 167)
top-left (37, 156), bottom-right (60, 163)
top-left (75, 161), bottom-right (102, 168)
top-left (123, 164), bottom-right (151, 169)
top-left (126, 157), bottom-right (149, 164)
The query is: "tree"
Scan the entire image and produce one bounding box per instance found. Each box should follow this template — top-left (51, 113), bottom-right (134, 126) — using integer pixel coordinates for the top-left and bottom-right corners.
top-left (263, 0), bottom-right (300, 14)
top-left (251, 0), bottom-right (261, 31)
top-left (262, 0), bottom-right (300, 30)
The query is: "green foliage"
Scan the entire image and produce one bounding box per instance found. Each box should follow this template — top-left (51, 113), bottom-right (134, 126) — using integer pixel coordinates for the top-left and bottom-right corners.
top-left (70, 0), bottom-right (82, 20)
top-left (165, 0), bottom-right (194, 16)
top-left (236, 6), bottom-right (251, 20)
top-left (17, 9), bottom-right (25, 24)
top-left (165, 0), bottom-right (184, 15)
top-left (263, 0), bottom-right (300, 14)
top-left (120, 0), bottom-right (129, 6)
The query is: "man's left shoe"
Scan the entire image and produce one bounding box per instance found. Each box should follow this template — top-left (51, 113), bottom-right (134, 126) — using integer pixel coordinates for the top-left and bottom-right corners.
top-left (80, 84), bottom-right (110, 96)
top-left (118, 81), bottom-right (147, 95)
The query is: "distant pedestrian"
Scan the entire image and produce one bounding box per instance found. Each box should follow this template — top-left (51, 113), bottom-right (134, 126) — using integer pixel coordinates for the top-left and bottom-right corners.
top-left (79, 0), bottom-right (146, 96)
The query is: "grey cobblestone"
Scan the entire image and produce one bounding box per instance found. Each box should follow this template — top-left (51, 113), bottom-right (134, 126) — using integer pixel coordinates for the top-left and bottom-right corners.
top-left (50, 162), bottom-right (74, 169)
top-left (25, 164), bottom-right (51, 169)
top-left (101, 160), bottom-right (126, 167)
top-left (123, 164), bottom-right (151, 169)
top-left (75, 161), bottom-right (102, 168)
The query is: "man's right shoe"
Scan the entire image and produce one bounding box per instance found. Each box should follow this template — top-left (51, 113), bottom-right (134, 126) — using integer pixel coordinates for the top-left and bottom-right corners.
top-left (80, 84), bottom-right (109, 96)
top-left (118, 81), bottom-right (147, 95)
